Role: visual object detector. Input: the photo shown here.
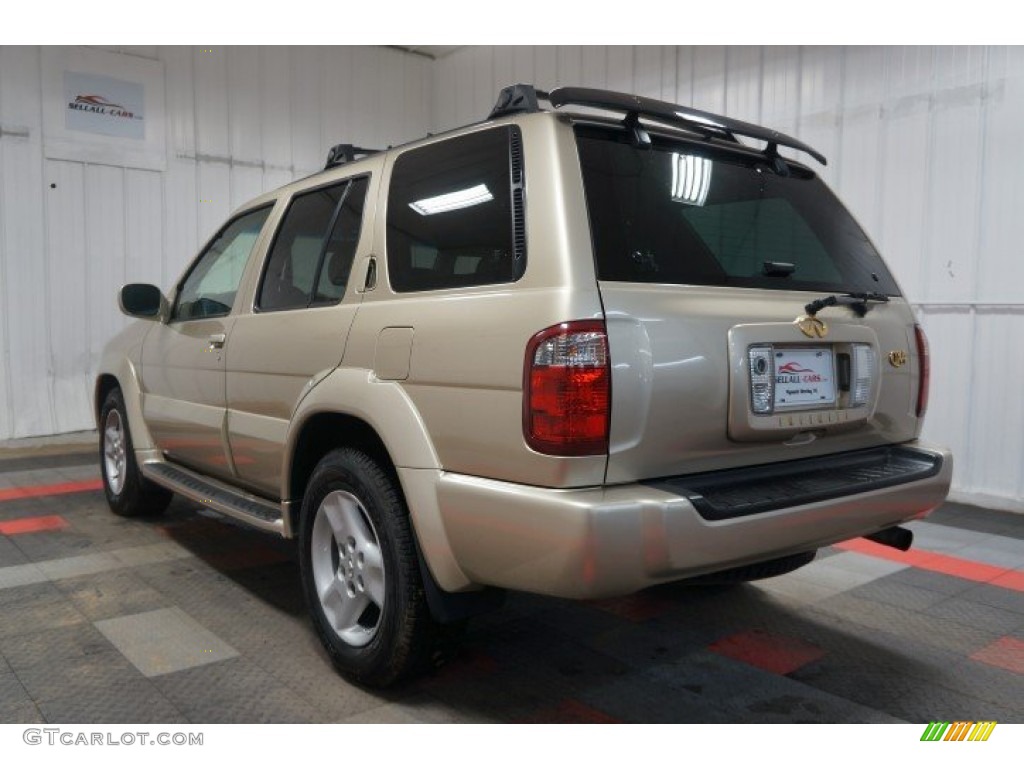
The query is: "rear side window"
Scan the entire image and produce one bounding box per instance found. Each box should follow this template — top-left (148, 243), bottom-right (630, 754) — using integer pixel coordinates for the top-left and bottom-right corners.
top-left (575, 126), bottom-right (901, 295)
top-left (257, 177), bottom-right (369, 311)
top-left (386, 126), bottom-right (525, 292)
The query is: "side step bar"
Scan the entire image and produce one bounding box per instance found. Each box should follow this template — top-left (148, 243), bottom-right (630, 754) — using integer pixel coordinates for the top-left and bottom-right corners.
top-left (141, 461), bottom-right (285, 535)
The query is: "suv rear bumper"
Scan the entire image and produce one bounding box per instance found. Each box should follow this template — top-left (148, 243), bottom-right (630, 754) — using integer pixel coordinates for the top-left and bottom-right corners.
top-left (428, 441), bottom-right (952, 599)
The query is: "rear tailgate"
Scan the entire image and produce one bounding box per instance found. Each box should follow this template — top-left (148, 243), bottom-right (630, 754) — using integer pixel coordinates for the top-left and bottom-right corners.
top-left (601, 283), bottom-right (921, 483)
top-left (574, 124), bottom-right (925, 484)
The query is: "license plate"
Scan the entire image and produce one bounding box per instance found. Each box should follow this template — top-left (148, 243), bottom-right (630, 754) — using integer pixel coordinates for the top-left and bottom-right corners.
top-left (774, 347), bottom-right (835, 410)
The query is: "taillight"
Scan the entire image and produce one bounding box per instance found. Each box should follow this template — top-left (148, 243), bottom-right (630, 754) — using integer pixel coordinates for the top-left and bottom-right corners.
top-left (524, 321), bottom-right (610, 456)
top-left (914, 323), bottom-right (930, 418)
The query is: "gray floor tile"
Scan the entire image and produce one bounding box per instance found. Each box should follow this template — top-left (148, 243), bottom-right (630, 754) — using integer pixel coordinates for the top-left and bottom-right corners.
top-left (842, 579), bottom-right (950, 612)
top-left (95, 607), bottom-right (239, 677)
top-left (36, 678), bottom-right (187, 724)
top-left (0, 562), bottom-right (47, 591)
top-left (153, 657), bottom-right (323, 723)
top-left (0, 671), bottom-right (30, 708)
top-left (341, 694), bottom-right (484, 724)
top-left (54, 569), bottom-right (170, 621)
top-left (882, 566), bottom-right (978, 596)
top-left (955, 583), bottom-right (1024, 616)
top-left (923, 596), bottom-right (1024, 636)
top-left (812, 593), bottom-right (1005, 656)
top-left (906, 521), bottom-right (994, 554)
top-left (15, 649), bottom-right (144, 702)
top-left (0, 537), bottom-right (30, 568)
top-left (0, 701), bottom-right (45, 723)
top-left (0, 622), bottom-right (114, 669)
top-left (0, 582), bottom-right (86, 638)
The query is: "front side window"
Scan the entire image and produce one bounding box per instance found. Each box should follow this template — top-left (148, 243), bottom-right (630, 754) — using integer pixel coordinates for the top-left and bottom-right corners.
top-left (257, 176), bottom-right (369, 311)
top-left (387, 126), bottom-right (524, 292)
top-left (173, 206), bottom-right (272, 322)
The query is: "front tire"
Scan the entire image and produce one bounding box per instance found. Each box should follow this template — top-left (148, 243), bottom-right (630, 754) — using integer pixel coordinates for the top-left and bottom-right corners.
top-left (299, 448), bottom-right (436, 687)
top-left (99, 388), bottom-right (172, 517)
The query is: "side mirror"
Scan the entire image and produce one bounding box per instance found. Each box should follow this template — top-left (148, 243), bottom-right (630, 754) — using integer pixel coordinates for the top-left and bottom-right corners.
top-left (118, 283), bottom-right (166, 320)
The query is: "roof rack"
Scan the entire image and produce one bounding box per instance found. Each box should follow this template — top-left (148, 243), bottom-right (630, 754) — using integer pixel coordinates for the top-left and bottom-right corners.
top-left (488, 83), bottom-right (549, 119)
top-left (324, 144), bottom-right (380, 170)
top-left (484, 83), bottom-right (827, 167)
top-left (547, 86), bottom-right (827, 166)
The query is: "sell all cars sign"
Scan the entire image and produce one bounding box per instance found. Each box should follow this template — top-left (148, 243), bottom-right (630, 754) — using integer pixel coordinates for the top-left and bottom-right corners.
top-left (63, 71), bottom-right (145, 140)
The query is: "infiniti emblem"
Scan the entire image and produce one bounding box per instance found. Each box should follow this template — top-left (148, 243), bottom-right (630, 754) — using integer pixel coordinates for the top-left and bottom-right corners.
top-left (794, 315), bottom-right (828, 339)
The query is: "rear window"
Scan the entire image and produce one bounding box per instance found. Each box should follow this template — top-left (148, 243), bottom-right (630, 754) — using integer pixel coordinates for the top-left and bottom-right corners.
top-left (575, 126), bottom-right (901, 295)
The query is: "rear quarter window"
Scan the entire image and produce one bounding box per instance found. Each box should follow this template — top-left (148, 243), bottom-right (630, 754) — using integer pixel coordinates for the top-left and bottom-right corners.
top-left (386, 127), bottom-right (525, 292)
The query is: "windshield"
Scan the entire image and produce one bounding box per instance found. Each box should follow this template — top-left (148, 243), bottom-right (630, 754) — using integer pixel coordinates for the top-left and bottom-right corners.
top-left (575, 125), bottom-right (901, 296)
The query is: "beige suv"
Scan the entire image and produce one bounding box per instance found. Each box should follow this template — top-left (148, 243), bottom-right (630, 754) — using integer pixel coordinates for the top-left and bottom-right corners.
top-left (96, 84), bottom-right (952, 686)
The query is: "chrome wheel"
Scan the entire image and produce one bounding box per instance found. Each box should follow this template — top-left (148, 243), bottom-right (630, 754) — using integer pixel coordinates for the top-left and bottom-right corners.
top-left (103, 408), bottom-right (127, 495)
top-left (310, 490), bottom-right (386, 647)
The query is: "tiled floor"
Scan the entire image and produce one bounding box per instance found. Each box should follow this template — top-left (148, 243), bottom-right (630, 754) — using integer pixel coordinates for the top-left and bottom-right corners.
top-left (0, 451), bottom-right (1021, 724)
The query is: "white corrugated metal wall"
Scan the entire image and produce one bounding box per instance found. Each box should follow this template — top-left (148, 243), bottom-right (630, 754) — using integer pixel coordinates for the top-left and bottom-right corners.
top-left (432, 46), bottom-right (1024, 512)
top-left (0, 45), bottom-right (1021, 513)
top-left (0, 45), bottom-right (431, 441)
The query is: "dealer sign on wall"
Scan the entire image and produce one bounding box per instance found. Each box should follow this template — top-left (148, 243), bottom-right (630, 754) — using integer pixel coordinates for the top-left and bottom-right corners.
top-left (64, 72), bottom-right (145, 140)
top-left (42, 47), bottom-right (165, 171)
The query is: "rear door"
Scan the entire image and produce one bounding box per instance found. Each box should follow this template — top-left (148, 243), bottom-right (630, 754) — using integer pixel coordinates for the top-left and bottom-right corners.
top-left (574, 126), bottom-right (924, 484)
top-left (225, 174), bottom-right (375, 497)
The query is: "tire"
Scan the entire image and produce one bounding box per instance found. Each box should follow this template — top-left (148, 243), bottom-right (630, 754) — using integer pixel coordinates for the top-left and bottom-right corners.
top-left (681, 550), bottom-right (817, 586)
top-left (99, 388), bottom-right (173, 517)
top-left (299, 448), bottom-right (437, 687)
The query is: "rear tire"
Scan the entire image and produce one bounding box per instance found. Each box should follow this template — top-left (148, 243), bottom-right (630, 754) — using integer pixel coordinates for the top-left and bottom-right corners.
top-left (99, 388), bottom-right (172, 517)
top-left (299, 448), bottom-right (437, 687)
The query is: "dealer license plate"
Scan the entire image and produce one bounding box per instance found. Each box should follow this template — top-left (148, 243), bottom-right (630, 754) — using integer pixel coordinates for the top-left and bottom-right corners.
top-left (774, 347), bottom-right (836, 410)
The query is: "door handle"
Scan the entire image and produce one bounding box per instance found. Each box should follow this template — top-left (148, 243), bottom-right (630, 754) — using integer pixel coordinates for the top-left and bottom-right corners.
top-left (208, 333), bottom-right (226, 350)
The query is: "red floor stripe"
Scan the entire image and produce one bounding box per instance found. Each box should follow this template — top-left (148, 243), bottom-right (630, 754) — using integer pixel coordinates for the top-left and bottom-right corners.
top-left (0, 478), bottom-right (102, 502)
top-left (970, 636), bottom-right (1024, 675)
top-left (0, 515), bottom-right (69, 535)
top-left (709, 629), bottom-right (825, 675)
top-left (835, 538), bottom-right (1024, 593)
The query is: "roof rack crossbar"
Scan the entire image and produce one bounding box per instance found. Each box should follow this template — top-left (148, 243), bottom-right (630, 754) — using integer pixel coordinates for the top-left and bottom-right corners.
top-left (547, 86), bottom-right (827, 166)
top-left (324, 144), bottom-right (380, 170)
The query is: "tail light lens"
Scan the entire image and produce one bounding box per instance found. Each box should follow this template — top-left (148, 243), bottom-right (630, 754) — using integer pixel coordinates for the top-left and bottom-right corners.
top-left (914, 323), bottom-right (930, 418)
top-left (524, 321), bottom-right (610, 456)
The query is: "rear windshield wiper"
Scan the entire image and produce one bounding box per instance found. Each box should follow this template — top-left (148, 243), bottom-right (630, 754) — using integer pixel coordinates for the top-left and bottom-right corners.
top-left (805, 292), bottom-right (890, 318)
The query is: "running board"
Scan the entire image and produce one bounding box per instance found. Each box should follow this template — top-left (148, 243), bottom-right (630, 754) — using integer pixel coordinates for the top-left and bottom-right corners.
top-left (141, 461), bottom-right (285, 535)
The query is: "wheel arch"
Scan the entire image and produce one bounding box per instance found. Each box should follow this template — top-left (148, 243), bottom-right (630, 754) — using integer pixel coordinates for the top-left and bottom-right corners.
top-left (283, 370), bottom-right (441, 505)
top-left (95, 373), bottom-right (120, 424)
top-left (283, 370), bottom-right (478, 597)
top-left (286, 411), bottom-right (398, 524)
top-left (94, 357), bottom-right (156, 453)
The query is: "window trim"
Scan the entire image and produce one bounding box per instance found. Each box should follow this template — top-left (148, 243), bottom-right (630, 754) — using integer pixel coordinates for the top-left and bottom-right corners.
top-left (385, 125), bottom-right (526, 294)
top-left (253, 173), bottom-right (371, 314)
top-left (170, 203), bottom-right (275, 323)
